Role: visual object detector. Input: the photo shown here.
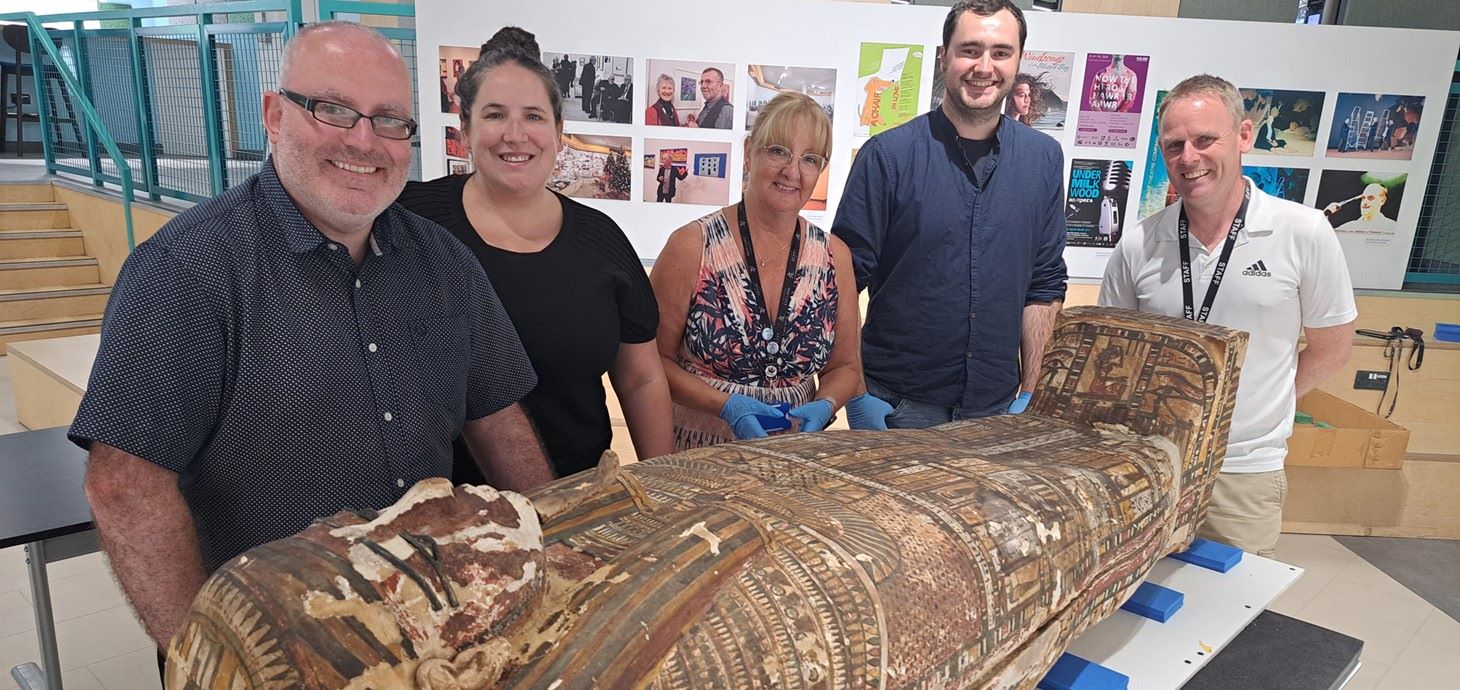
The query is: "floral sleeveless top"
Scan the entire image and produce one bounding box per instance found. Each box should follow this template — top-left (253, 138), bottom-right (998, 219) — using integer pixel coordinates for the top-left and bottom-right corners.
top-left (673, 209), bottom-right (839, 450)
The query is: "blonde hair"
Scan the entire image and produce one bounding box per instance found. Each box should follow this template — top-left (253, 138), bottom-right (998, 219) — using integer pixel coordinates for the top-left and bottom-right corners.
top-left (748, 92), bottom-right (831, 161)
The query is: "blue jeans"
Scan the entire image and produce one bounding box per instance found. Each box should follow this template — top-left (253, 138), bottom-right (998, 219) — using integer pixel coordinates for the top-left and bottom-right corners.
top-left (865, 379), bottom-right (1009, 429)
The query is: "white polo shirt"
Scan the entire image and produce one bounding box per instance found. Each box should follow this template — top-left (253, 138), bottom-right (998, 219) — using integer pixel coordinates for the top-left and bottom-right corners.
top-left (1099, 179), bottom-right (1358, 473)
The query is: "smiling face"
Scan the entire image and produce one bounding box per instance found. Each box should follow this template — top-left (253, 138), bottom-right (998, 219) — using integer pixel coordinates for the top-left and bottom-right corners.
top-left (657, 77), bottom-right (674, 102)
top-left (745, 117), bottom-right (820, 216)
top-left (464, 62), bottom-right (563, 197)
top-left (700, 69), bottom-right (724, 102)
top-left (941, 9), bottom-right (1021, 123)
top-left (1359, 183), bottom-right (1387, 220)
top-left (264, 26), bottom-right (414, 238)
top-left (1158, 93), bottom-right (1253, 212)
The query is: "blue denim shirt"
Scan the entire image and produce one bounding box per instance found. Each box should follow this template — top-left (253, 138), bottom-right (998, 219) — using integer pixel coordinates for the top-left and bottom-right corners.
top-left (833, 109), bottom-right (1067, 412)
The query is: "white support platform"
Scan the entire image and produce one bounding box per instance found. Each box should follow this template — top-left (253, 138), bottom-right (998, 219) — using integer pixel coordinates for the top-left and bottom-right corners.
top-left (1065, 553), bottom-right (1304, 689)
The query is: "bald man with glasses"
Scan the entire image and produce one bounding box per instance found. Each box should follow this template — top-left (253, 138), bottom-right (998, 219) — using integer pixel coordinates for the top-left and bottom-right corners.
top-left (70, 21), bottom-right (552, 659)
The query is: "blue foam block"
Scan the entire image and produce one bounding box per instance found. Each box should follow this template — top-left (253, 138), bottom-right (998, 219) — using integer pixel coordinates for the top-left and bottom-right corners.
top-left (1038, 653), bottom-right (1129, 690)
top-left (1170, 537), bottom-right (1243, 573)
top-left (1436, 322), bottom-right (1460, 344)
top-left (1120, 581), bottom-right (1184, 622)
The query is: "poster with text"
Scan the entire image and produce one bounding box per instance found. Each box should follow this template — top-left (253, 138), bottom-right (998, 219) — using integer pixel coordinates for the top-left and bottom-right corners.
top-left (1075, 53), bottom-right (1149, 148)
top-left (1241, 88), bottom-right (1325, 157)
top-left (1005, 50), bottom-right (1074, 131)
top-left (438, 46), bottom-right (479, 115)
top-left (1315, 170), bottom-right (1407, 246)
top-left (1066, 158), bottom-right (1131, 248)
top-left (1326, 92), bottom-right (1425, 160)
top-left (1137, 90), bottom-right (1172, 220)
top-left (643, 138), bottom-right (732, 206)
top-left (747, 64), bottom-right (836, 130)
top-left (856, 42), bottom-right (923, 138)
top-left (542, 52), bottom-right (634, 124)
top-left (550, 134), bottom-right (631, 201)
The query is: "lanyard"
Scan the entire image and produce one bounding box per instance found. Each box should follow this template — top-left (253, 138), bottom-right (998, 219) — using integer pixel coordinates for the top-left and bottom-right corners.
top-left (1177, 186), bottom-right (1250, 323)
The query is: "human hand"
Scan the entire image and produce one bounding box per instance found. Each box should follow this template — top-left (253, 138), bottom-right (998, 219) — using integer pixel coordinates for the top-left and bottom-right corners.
top-left (846, 393), bottom-right (894, 430)
top-left (788, 399), bottom-right (835, 433)
top-left (1007, 391), bottom-right (1033, 414)
top-left (719, 394), bottom-right (788, 439)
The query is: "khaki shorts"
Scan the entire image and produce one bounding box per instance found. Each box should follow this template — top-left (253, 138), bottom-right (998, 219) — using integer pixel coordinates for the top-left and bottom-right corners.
top-left (1197, 469), bottom-right (1288, 558)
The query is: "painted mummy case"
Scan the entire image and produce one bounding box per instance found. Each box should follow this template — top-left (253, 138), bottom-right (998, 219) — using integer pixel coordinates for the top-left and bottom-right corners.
top-left (166, 306), bottom-right (1246, 689)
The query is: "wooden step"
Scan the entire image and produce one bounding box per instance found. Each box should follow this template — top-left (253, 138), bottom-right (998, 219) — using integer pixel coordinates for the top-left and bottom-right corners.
top-left (0, 256), bottom-right (100, 290)
top-left (0, 283), bottom-right (111, 321)
top-left (0, 228), bottom-right (86, 259)
top-left (0, 183), bottom-right (55, 203)
top-left (0, 202), bottom-right (71, 230)
top-left (0, 313), bottom-right (104, 355)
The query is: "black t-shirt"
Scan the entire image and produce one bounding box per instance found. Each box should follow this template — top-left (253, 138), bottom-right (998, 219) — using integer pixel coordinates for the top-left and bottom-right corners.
top-left (397, 175), bottom-right (658, 478)
top-left (958, 136), bottom-right (995, 170)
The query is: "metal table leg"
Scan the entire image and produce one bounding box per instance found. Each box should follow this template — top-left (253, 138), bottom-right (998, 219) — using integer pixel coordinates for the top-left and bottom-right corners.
top-left (22, 540), bottom-right (63, 690)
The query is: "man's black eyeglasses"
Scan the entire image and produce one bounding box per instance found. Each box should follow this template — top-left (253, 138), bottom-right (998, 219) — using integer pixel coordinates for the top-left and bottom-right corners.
top-left (278, 89), bottom-right (417, 140)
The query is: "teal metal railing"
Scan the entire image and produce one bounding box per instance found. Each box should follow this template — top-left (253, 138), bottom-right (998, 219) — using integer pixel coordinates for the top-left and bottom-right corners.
top-left (0, 11), bottom-right (138, 248)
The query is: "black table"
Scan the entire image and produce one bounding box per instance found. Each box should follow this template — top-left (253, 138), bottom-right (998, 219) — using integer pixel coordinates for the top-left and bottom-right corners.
top-left (0, 427), bottom-right (97, 690)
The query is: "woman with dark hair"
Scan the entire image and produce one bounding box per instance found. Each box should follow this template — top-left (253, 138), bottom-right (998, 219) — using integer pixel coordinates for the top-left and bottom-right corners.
top-left (397, 27), bottom-right (673, 482)
top-left (1005, 72), bottom-right (1050, 127)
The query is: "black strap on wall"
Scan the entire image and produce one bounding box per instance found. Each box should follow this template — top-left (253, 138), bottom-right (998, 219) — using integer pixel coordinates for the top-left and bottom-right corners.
top-left (1354, 326), bottom-right (1426, 418)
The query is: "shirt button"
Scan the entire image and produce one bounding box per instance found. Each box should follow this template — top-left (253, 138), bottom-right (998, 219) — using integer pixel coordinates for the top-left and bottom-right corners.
top-left (368, 343), bottom-right (378, 353)
top-left (354, 279), bottom-right (362, 289)
top-left (396, 478), bottom-right (405, 488)
top-left (327, 242), bottom-right (338, 251)
top-left (966, 352), bottom-right (973, 359)
top-left (764, 364), bottom-right (778, 377)
top-left (383, 411), bottom-right (393, 422)
top-left (970, 312), bottom-right (976, 320)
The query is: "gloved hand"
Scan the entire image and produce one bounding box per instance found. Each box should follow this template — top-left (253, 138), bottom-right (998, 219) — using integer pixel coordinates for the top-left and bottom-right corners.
top-left (1007, 391), bottom-right (1033, 414)
top-left (788, 399), bottom-right (835, 433)
top-left (845, 392), bottom-right (894, 430)
top-left (719, 394), bottom-right (787, 440)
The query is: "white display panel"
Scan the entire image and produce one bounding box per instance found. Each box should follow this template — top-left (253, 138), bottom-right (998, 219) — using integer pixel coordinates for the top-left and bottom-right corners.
top-left (415, 0), bottom-right (1458, 289)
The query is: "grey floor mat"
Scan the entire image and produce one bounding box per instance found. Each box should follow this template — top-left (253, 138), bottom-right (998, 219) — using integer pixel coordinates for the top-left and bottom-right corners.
top-left (1333, 535), bottom-right (1460, 621)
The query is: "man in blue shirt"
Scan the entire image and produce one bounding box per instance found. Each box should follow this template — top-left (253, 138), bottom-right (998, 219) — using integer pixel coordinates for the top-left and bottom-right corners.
top-left (835, 0), bottom-right (1067, 428)
top-left (71, 22), bottom-right (553, 654)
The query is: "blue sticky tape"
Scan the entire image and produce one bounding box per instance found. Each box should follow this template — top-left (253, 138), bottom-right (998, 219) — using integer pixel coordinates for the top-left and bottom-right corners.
top-left (1038, 653), bottom-right (1129, 690)
top-left (1120, 581), bottom-right (1184, 622)
top-left (755, 402), bottom-right (792, 432)
top-left (1170, 537), bottom-right (1243, 573)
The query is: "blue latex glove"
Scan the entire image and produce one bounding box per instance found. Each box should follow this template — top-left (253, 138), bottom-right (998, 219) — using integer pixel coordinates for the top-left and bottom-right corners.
top-left (845, 392), bottom-right (894, 430)
top-left (788, 399), bottom-right (835, 433)
top-left (1007, 391), bottom-right (1033, 414)
top-left (719, 394), bottom-right (787, 439)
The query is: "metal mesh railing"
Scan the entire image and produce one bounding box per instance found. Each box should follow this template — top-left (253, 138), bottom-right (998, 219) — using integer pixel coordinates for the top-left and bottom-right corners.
top-left (142, 31), bottom-right (216, 199)
top-left (82, 30), bottom-right (144, 187)
top-left (35, 30), bottom-right (88, 176)
top-left (389, 35), bottom-right (422, 182)
top-left (1406, 58), bottom-right (1460, 288)
top-left (211, 29), bottom-right (284, 183)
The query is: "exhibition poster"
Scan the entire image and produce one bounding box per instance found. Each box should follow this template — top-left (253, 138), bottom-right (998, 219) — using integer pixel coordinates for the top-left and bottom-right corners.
top-left (542, 52), bottom-right (634, 124)
top-left (1006, 50), bottom-right (1074, 131)
top-left (856, 42), bottom-right (923, 137)
top-left (1242, 166), bottom-right (1310, 204)
top-left (747, 65), bottom-right (836, 130)
top-left (1075, 53), bottom-right (1149, 148)
top-left (550, 134), bottom-right (632, 201)
top-left (1065, 158), bottom-right (1131, 248)
top-left (645, 59), bottom-right (737, 129)
top-left (643, 138), bottom-right (732, 206)
top-left (1137, 90), bottom-right (1172, 221)
top-left (1316, 170), bottom-right (1407, 246)
top-left (438, 45), bottom-right (478, 115)
top-left (1241, 88), bottom-right (1325, 157)
top-left (1326, 92), bottom-right (1426, 160)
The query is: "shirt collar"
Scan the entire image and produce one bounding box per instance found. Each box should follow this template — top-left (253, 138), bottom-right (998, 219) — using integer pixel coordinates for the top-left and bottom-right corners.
top-left (1157, 177), bottom-right (1271, 247)
top-left (257, 157), bottom-right (399, 255)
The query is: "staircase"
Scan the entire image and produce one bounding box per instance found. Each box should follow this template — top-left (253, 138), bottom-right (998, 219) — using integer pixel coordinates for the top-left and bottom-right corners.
top-left (0, 182), bottom-right (108, 354)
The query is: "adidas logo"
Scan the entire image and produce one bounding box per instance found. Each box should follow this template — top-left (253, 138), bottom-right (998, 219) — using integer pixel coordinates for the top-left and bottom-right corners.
top-left (1242, 260), bottom-right (1272, 277)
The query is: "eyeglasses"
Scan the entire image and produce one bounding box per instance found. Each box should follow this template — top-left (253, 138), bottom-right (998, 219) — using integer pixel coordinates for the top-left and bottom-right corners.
top-left (762, 144), bottom-right (827, 176)
top-left (278, 89), bottom-right (418, 141)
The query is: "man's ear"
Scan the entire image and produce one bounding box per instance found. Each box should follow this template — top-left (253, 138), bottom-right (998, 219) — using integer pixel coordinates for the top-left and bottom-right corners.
top-left (263, 90), bottom-right (284, 144)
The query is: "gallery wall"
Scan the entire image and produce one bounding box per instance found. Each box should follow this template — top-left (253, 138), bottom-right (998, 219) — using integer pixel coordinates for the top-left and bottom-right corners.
top-left (414, 0), bottom-right (1458, 289)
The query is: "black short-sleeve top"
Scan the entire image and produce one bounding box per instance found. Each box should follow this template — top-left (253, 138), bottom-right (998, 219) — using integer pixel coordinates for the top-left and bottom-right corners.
top-left (398, 175), bottom-right (658, 477)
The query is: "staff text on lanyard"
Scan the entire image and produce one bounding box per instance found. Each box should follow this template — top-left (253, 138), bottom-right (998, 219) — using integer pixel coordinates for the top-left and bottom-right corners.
top-left (1178, 186), bottom-right (1251, 323)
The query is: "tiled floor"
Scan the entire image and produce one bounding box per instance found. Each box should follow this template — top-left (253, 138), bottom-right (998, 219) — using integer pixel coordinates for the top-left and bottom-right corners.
top-left (2, 355), bottom-right (1457, 688)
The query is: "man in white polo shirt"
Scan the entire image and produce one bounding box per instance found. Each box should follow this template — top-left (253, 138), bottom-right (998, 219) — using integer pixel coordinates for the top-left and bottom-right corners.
top-left (1099, 74), bottom-right (1357, 557)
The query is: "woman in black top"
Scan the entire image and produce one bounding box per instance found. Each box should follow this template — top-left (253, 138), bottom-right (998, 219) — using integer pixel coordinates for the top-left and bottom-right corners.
top-left (398, 27), bottom-right (673, 481)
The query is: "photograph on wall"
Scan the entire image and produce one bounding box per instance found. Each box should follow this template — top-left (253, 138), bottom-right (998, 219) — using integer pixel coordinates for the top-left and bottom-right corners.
top-left (645, 59), bottom-right (736, 129)
top-left (1241, 88), bottom-right (1324, 156)
top-left (1074, 53), bottom-right (1149, 148)
top-left (1315, 170), bottom-right (1407, 245)
top-left (1005, 50), bottom-right (1074, 130)
top-left (746, 64), bottom-right (836, 130)
top-left (444, 126), bottom-right (469, 160)
top-left (856, 42), bottom-right (923, 138)
top-left (446, 157), bottom-right (472, 176)
top-left (1243, 166), bottom-right (1310, 204)
top-left (1326, 92), bottom-right (1425, 160)
top-left (438, 46), bottom-right (479, 115)
top-left (643, 138), bottom-right (732, 206)
top-left (1065, 158), bottom-right (1131, 248)
top-left (1137, 90), bottom-right (1173, 220)
top-left (542, 52), bottom-right (634, 124)
top-left (549, 134), bottom-right (631, 201)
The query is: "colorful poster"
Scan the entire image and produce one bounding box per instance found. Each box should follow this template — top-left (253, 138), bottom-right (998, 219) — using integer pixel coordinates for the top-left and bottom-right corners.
top-left (747, 65), bottom-right (836, 130)
top-left (1241, 89), bottom-right (1325, 156)
top-left (645, 59), bottom-right (737, 129)
top-left (1326, 93), bottom-right (1426, 160)
top-left (1005, 50), bottom-right (1074, 131)
top-left (444, 126), bottom-right (468, 160)
top-left (1242, 166), bottom-right (1310, 204)
top-left (549, 134), bottom-right (631, 201)
top-left (1066, 158), bottom-right (1131, 248)
top-left (643, 139), bottom-right (732, 206)
top-left (856, 42), bottom-right (923, 137)
top-left (1075, 53), bottom-right (1149, 148)
top-left (1137, 90), bottom-right (1171, 221)
top-left (542, 52), bottom-right (634, 124)
top-left (438, 46), bottom-right (479, 115)
top-left (1315, 170), bottom-right (1407, 246)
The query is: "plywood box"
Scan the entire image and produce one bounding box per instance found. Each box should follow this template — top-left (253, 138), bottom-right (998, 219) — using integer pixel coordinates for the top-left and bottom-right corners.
top-left (1284, 455), bottom-right (1460, 539)
top-left (1287, 390), bottom-right (1409, 470)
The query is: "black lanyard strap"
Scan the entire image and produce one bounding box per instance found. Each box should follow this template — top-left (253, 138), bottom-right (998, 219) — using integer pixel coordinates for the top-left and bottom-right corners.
top-left (1178, 186), bottom-right (1251, 323)
top-left (735, 201), bottom-right (802, 353)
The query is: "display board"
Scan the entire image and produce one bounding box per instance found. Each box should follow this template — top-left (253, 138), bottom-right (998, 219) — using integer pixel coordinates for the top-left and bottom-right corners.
top-left (415, 0), bottom-right (1458, 289)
